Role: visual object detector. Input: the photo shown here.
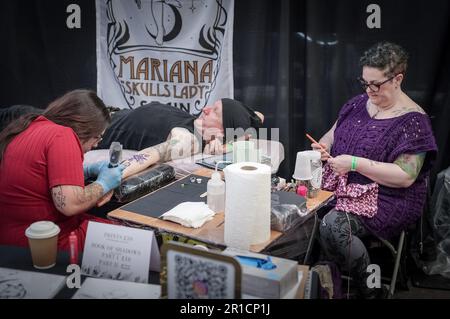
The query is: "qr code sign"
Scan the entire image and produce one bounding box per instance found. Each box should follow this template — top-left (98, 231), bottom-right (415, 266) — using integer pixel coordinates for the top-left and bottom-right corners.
top-left (174, 254), bottom-right (228, 298)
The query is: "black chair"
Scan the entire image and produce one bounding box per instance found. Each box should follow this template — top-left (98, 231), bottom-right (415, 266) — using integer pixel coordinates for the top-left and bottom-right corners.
top-left (367, 230), bottom-right (407, 298)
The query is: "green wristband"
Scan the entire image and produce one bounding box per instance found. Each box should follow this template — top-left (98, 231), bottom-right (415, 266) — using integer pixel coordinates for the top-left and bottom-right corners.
top-left (351, 156), bottom-right (358, 171)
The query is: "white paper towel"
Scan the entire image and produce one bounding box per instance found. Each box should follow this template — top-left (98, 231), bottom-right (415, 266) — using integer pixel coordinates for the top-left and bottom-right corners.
top-left (223, 162), bottom-right (272, 250)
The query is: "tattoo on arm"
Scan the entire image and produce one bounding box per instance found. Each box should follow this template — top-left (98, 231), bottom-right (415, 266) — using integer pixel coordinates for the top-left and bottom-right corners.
top-left (152, 140), bottom-right (171, 162)
top-left (51, 186), bottom-right (66, 210)
top-left (71, 183), bottom-right (104, 204)
top-left (121, 153), bottom-right (150, 168)
top-left (137, 131), bottom-right (194, 164)
top-left (394, 152), bottom-right (426, 180)
top-left (131, 153), bottom-right (150, 163)
top-left (153, 139), bottom-right (181, 162)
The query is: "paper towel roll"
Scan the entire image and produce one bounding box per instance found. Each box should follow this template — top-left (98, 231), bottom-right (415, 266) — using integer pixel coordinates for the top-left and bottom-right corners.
top-left (223, 162), bottom-right (272, 250)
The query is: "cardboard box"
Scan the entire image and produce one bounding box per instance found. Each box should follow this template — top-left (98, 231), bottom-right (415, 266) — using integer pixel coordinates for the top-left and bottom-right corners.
top-left (223, 248), bottom-right (298, 298)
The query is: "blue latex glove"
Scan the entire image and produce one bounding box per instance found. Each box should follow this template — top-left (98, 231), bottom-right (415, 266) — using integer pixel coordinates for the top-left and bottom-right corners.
top-left (83, 160), bottom-right (109, 179)
top-left (95, 164), bottom-right (125, 194)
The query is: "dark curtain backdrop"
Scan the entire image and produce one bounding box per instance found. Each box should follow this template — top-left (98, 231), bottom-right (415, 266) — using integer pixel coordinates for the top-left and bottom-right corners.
top-left (1, 0), bottom-right (449, 183)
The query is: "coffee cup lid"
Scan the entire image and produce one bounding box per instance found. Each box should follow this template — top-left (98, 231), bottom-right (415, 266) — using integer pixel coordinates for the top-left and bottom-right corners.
top-left (25, 221), bottom-right (60, 239)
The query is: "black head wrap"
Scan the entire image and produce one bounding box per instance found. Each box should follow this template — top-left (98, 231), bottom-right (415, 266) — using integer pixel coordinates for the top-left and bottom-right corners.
top-left (221, 98), bottom-right (262, 142)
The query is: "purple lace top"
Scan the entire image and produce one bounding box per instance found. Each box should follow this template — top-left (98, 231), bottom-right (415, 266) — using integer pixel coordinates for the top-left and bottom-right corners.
top-left (330, 94), bottom-right (438, 239)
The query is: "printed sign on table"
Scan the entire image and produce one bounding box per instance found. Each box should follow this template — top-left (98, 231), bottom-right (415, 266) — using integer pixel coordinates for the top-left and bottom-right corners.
top-left (81, 222), bottom-right (160, 283)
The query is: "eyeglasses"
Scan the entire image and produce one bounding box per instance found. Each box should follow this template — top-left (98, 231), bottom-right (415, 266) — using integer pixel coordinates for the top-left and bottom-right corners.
top-left (94, 133), bottom-right (104, 143)
top-left (357, 75), bottom-right (397, 92)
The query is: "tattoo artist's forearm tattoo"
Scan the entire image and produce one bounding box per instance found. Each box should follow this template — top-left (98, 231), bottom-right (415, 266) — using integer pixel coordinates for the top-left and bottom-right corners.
top-left (52, 186), bottom-right (66, 210)
top-left (72, 183), bottom-right (104, 204)
top-left (394, 152), bottom-right (426, 180)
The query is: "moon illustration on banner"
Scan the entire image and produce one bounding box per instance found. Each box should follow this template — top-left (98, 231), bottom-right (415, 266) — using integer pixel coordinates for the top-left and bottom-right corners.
top-left (147, 1), bottom-right (183, 45)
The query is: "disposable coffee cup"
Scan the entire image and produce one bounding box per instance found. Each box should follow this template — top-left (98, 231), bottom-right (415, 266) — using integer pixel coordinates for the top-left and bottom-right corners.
top-left (25, 221), bottom-right (60, 269)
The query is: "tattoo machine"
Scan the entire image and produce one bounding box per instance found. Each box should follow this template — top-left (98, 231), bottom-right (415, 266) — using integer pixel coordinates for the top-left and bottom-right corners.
top-left (109, 142), bottom-right (123, 168)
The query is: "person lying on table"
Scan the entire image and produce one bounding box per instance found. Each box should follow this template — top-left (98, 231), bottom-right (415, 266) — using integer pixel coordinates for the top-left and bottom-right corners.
top-left (96, 98), bottom-right (265, 178)
top-left (0, 90), bottom-right (124, 252)
top-left (311, 42), bottom-right (437, 299)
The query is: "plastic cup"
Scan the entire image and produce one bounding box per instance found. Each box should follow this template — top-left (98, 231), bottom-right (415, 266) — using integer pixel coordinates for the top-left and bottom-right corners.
top-left (292, 151), bottom-right (312, 180)
top-left (25, 221), bottom-right (60, 269)
top-left (233, 141), bottom-right (259, 163)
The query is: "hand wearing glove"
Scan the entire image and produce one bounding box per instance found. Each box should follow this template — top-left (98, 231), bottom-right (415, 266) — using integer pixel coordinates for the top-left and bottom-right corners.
top-left (83, 160), bottom-right (109, 179)
top-left (95, 164), bottom-right (125, 194)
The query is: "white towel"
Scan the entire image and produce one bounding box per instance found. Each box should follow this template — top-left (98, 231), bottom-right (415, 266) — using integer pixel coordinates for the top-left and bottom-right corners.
top-left (160, 202), bottom-right (215, 228)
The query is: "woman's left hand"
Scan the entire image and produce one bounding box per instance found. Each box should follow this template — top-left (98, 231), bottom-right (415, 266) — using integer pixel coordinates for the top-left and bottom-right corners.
top-left (327, 155), bottom-right (353, 175)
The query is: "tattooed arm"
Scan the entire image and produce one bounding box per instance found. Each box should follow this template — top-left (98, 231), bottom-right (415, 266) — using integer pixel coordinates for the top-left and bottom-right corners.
top-left (51, 183), bottom-right (106, 216)
top-left (95, 128), bottom-right (199, 207)
top-left (119, 128), bottom-right (200, 178)
top-left (394, 153), bottom-right (426, 181)
top-left (353, 153), bottom-right (425, 188)
top-left (120, 151), bottom-right (159, 180)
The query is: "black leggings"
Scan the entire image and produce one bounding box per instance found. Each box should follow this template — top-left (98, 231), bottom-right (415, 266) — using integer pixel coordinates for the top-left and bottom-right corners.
top-left (319, 208), bottom-right (371, 285)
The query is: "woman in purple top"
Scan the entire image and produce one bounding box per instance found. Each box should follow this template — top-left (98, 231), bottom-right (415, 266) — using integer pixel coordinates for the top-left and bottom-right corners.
top-left (313, 42), bottom-right (438, 298)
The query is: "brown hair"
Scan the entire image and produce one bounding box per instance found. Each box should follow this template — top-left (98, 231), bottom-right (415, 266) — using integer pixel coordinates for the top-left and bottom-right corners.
top-left (359, 42), bottom-right (409, 78)
top-left (0, 89), bottom-right (110, 161)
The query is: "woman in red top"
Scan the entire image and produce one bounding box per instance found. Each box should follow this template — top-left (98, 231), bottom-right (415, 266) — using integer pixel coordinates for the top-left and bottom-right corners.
top-left (0, 90), bottom-right (124, 251)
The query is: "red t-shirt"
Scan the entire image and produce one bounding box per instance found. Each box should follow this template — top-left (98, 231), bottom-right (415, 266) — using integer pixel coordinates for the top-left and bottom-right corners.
top-left (0, 116), bottom-right (106, 251)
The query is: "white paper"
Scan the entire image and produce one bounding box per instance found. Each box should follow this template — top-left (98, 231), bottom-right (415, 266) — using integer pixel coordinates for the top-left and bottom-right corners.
top-left (161, 202), bottom-right (215, 228)
top-left (72, 277), bottom-right (160, 299)
top-left (81, 222), bottom-right (160, 283)
top-left (0, 267), bottom-right (66, 299)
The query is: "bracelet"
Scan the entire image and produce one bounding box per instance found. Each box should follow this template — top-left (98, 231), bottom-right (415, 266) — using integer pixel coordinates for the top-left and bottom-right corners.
top-left (351, 156), bottom-right (358, 171)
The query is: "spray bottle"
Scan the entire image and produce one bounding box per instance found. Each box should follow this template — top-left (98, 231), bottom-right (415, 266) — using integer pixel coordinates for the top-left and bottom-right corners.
top-left (207, 161), bottom-right (226, 213)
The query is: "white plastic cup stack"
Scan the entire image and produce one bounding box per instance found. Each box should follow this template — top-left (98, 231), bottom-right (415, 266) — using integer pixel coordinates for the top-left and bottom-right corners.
top-left (292, 151), bottom-right (312, 181)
